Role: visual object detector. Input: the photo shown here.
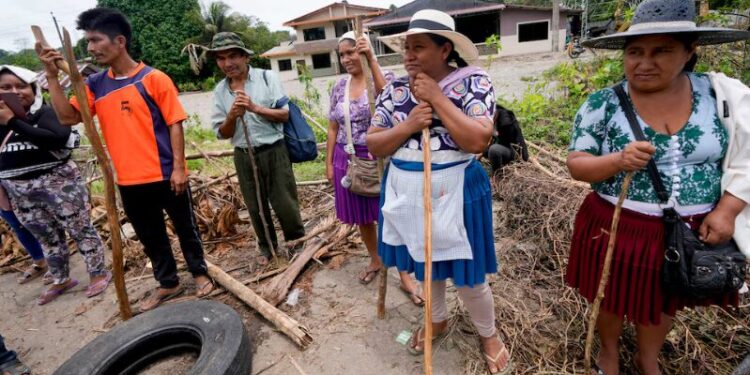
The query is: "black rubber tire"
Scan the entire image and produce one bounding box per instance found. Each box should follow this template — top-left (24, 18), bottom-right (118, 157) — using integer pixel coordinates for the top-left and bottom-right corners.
top-left (54, 300), bottom-right (251, 375)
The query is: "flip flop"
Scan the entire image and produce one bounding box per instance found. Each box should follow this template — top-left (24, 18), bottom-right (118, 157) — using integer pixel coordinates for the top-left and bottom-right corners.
top-left (407, 326), bottom-right (449, 355)
top-left (17, 263), bottom-right (47, 284)
top-left (86, 271), bottom-right (112, 298)
top-left (358, 268), bottom-right (379, 285)
top-left (195, 278), bottom-right (215, 298)
top-left (0, 359), bottom-right (31, 375)
top-left (38, 278), bottom-right (79, 305)
top-left (483, 339), bottom-right (512, 375)
top-left (592, 363), bottom-right (607, 375)
top-left (399, 283), bottom-right (425, 306)
top-left (139, 286), bottom-right (184, 313)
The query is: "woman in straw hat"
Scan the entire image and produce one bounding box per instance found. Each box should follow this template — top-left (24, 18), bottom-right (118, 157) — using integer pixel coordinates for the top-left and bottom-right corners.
top-left (367, 9), bottom-right (511, 374)
top-left (566, 0), bottom-right (750, 373)
top-left (326, 31), bottom-right (425, 303)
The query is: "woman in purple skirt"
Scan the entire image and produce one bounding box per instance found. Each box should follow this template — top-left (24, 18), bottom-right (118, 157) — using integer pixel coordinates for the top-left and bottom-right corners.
top-left (326, 32), bottom-right (423, 304)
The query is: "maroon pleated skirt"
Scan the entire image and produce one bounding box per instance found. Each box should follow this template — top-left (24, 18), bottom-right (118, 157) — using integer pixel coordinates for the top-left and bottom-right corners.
top-left (566, 192), bottom-right (739, 326)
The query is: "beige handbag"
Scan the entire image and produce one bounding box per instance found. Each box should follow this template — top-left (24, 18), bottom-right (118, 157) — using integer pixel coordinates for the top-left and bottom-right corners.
top-left (341, 76), bottom-right (380, 197)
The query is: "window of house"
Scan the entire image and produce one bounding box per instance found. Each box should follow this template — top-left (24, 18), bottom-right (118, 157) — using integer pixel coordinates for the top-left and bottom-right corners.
top-left (278, 59), bottom-right (292, 71)
top-left (303, 27), bottom-right (326, 41)
top-left (312, 53), bottom-right (331, 69)
top-left (518, 20), bottom-right (549, 42)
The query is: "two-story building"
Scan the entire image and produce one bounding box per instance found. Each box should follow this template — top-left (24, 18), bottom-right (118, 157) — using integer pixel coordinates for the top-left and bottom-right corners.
top-left (261, 1), bottom-right (387, 81)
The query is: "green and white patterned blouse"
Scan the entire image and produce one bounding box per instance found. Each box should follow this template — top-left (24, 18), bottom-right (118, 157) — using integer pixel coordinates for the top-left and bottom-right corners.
top-left (568, 73), bottom-right (728, 205)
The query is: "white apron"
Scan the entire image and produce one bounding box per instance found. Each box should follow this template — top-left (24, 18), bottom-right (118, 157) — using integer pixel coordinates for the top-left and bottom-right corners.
top-left (380, 161), bottom-right (473, 262)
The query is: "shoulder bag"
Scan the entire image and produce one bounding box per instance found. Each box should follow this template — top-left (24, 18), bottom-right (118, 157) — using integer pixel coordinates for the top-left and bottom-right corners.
top-left (613, 83), bottom-right (747, 299)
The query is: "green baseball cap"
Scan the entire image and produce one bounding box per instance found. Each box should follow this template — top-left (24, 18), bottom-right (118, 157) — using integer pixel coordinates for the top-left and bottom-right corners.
top-left (206, 32), bottom-right (254, 56)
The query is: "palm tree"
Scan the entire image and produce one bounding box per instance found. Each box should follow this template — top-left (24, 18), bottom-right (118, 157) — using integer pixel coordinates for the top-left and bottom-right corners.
top-left (201, 1), bottom-right (232, 38)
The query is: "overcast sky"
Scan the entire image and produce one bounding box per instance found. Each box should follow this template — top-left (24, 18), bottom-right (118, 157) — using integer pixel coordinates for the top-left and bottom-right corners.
top-left (0, 0), bottom-right (413, 52)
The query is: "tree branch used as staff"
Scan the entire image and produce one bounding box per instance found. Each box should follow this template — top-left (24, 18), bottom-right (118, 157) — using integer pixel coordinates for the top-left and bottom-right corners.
top-left (57, 27), bottom-right (132, 319)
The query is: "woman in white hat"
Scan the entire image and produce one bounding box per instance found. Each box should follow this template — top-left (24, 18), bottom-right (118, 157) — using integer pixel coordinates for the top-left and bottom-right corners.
top-left (326, 31), bottom-right (425, 303)
top-left (566, 0), bottom-right (750, 373)
top-left (0, 65), bottom-right (111, 305)
top-left (367, 9), bottom-right (511, 374)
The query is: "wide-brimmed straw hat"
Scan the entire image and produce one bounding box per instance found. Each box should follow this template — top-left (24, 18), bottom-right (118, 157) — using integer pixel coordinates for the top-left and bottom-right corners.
top-left (206, 32), bottom-right (254, 56)
top-left (583, 0), bottom-right (750, 49)
top-left (378, 9), bottom-right (479, 60)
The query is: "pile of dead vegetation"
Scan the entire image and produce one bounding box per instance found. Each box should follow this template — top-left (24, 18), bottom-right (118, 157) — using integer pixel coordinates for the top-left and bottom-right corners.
top-left (451, 144), bottom-right (749, 374)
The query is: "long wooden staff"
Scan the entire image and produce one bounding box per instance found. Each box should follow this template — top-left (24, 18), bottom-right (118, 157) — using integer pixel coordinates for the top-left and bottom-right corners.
top-left (421, 127), bottom-right (434, 375)
top-left (58, 27), bottom-right (132, 320)
top-left (238, 116), bottom-right (278, 263)
top-left (583, 171), bottom-right (634, 373)
top-left (352, 17), bottom-right (388, 320)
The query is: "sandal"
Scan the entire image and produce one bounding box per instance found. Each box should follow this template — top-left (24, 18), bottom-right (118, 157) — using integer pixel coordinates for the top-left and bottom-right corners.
top-left (139, 286), bottom-right (184, 312)
top-left (86, 271), bottom-right (112, 298)
top-left (358, 267), bottom-right (380, 285)
top-left (591, 363), bottom-right (607, 375)
top-left (195, 278), bottom-right (215, 298)
top-left (407, 326), bottom-right (449, 355)
top-left (38, 278), bottom-right (78, 305)
top-left (0, 359), bottom-right (31, 375)
top-left (399, 282), bottom-right (425, 307)
top-left (482, 338), bottom-right (512, 375)
top-left (17, 263), bottom-right (47, 284)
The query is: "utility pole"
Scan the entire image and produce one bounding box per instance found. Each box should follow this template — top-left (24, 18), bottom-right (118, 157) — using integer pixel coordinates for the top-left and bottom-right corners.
top-left (552, 0), bottom-right (560, 51)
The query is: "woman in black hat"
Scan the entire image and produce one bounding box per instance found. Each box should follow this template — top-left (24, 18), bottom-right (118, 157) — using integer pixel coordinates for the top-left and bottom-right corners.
top-left (566, 0), bottom-right (750, 373)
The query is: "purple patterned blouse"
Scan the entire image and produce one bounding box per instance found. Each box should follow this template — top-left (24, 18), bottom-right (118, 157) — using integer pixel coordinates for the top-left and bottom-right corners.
top-left (328, 72), bottom-right (395, 146)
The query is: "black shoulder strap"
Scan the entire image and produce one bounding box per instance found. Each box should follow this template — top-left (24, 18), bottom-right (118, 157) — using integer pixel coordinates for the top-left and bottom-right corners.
top-left (612, 83), bottom-right (669, 202)
top-left (262, 70), bottom-right (269, 87)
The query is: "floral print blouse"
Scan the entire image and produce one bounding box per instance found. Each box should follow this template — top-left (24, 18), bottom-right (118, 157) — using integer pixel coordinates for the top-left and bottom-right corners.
top-left (328, 72), bottom-right (395, 146)
top-left (569, 73), bottom-right (728, 205)
top-left (371, 71), bottom-right (496, 159)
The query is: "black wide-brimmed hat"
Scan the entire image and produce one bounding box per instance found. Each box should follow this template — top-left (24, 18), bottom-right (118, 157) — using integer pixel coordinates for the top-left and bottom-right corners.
top-left (583, 0), bottom-right (750, 49)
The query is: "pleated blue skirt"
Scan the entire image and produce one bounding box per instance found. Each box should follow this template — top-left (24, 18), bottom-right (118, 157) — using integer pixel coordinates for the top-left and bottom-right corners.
top-left (377, 158), bottom-right (497, 287)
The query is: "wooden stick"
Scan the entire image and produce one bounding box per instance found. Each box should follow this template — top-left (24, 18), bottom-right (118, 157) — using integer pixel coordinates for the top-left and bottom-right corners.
top-left (31, 26), bottom-right (71, 75)
top-left (583, 172), bottom-right (634, 373)
top-left (58, 28), bottom-right (132, 320)
top-left (354, 15), bottom-right (389, 321)
top-left (526, 140), bottom-right (567, 165)
top-left (206, 261), bottom-right (313, 348)
top-left (421, 127), bottom-right (434, 375)
top-left (238, 117), bottom-right (278, 262)
top-left (300, 110), bottom-right (328, 134)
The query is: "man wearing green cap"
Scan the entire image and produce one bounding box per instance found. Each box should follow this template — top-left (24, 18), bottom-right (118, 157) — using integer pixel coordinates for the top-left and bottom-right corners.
top-left (209, 32), bottom-right (305, 265)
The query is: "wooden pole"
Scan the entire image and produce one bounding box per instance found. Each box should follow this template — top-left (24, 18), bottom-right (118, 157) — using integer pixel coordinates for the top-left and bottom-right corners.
top-left (206, 261), bottom-right (313, 348)
top-left (57, 27), bottom-right (132, 320)
top-left (421, 127), bottom-right (434, 375)
top-left (583, 172), bottom-right (634, 373)
top-left (354, 16), bottom-right (389, 321)
top-left (551, 0), bottom-right (560, 52)
top-left (238, 116), bottom-right (278, 262)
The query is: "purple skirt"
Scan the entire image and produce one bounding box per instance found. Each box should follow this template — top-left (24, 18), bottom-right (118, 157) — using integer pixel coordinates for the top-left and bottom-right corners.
top-left (332, 143), bottom-right (380, 225)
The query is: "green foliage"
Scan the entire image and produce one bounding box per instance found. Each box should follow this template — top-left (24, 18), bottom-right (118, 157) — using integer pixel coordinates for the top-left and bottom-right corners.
top-left (190, 2), bottom-right (290, 74)
top-left (483, 34), bottom-right (503, 71)
top-left (183, 113), bottom-right (215, 143)
top-left (503, 56), bottom-right (624, 147)
top-left (97, 0), bottom-right (204, 85)
top-left (0, 49), bottom-right (43, 71)
top-left (296, 65), bottom-right (321, 110)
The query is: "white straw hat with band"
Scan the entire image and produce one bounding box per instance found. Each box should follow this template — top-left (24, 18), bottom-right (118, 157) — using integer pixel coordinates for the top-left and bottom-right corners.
top-left (378, 9), bottom-right (479, 60)
top-left (583, 0), bottom-right (750, 49)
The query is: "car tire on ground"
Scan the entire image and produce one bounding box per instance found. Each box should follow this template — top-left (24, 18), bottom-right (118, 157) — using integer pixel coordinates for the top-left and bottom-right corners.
top-left (54, 300), bottom-right (251, 375)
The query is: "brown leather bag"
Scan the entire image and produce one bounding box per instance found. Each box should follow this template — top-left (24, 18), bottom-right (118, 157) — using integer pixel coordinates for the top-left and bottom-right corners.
top-left (342, 76), bottom-right (380, 197)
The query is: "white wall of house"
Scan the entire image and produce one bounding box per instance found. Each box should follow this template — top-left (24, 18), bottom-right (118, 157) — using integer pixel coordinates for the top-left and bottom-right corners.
top-left (270, 57), bottom-right (301, 81)
top-left (500, 29), bottom-right (566, 56)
